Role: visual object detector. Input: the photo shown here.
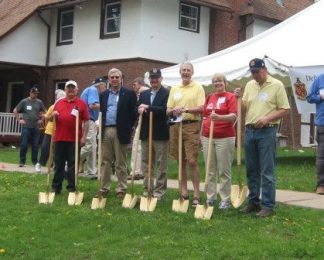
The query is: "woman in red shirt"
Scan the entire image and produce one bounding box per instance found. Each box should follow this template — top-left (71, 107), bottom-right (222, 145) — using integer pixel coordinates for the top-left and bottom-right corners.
top-left (201, 73), bottom-right (237, 209)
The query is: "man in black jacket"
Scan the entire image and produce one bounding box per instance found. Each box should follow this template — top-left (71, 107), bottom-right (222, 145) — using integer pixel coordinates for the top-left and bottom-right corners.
top-left (99, 68), bottom-right (137, 198)
top-left (138, 68), bottom-right (169, 200)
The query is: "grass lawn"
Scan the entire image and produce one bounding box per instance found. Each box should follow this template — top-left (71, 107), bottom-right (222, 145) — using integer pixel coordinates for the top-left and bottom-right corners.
top-left (0, 172), bottom-right (324, 259)
top-left (0, 147), bottom-right (323, 259)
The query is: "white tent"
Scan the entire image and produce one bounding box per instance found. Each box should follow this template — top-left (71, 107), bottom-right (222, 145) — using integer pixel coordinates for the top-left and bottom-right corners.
top-left (161, 0), bottom-right (324, 86)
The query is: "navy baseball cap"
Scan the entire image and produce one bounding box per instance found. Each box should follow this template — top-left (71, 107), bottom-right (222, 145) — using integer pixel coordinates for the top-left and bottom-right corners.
top-left (30, 85), bottom-right (40, 93)
top-left (149, 68), bottom-right (162, 78)
top-left (249, 58), bottom-right (266, 73)
top-left (93, 77), bottom-right (107, 85)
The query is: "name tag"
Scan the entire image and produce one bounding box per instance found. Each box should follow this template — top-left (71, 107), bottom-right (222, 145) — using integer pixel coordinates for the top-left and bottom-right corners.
top-left (71, 108), bottom-right (79, 117)
top-left (216, 97), bottom-right (226, 109)
top-left (258, 92), bottom-right (268, 101)
top-left (26, 105), bottom-right (32, 111)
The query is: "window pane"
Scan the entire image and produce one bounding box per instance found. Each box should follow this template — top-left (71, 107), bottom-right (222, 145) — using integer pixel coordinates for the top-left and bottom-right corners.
top-left (61, 11), bottom-right (73, 26)
top-left (106, 18), bottom-right (120, 33)
top-left (106, 4), bottom-right (120, 18)
top-left (61, 27), bottom-right (73, 41)
top-left (180, 17), bottom-right (197, 31)
top-left (181, 4), bottom-right (197, 18)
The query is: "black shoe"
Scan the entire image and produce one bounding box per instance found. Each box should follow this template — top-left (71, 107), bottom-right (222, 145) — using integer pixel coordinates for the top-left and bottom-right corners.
top-left (19, 163), bottom-right (24, 167)
top-left (256, 208), bottom-right (274, 217)
top-left (240, 203), bottom-right (261, 213)
top-left (52, 189), bottom-right (61, 195)
top-left (67, 188), bottom-right (76, 192)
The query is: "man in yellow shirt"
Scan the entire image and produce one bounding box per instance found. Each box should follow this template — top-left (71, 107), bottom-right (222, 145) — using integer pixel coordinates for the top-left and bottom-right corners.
top-left (167, 62), bottom-right (205, 207)
top-left (235, 58), bottom-right (290, 217)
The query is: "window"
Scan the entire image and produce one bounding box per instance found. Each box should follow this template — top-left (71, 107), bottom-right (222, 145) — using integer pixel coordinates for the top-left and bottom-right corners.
top-left (276, 0), bottom-right (284, 6)
top-left (55, 80), bottom-right (68, 90)
top-left (100, 0), bottom-right (121, 39)
top-left (179, 1), bottom-right (200, 33)
top-left (57, 8), bottom-right (74, 45)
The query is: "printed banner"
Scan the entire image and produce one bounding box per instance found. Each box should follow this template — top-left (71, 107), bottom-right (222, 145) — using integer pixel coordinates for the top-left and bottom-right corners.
top-left (289, 66), bottom-right (324, 114)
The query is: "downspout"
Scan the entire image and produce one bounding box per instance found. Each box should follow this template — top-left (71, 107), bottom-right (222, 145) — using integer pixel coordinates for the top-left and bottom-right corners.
top-left (37, 11), bottom-right (51, 104)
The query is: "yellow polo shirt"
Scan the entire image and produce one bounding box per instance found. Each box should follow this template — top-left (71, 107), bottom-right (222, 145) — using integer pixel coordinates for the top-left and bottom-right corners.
top-left (242, 75), bottom-right (290, 125)
top-left (44, 105), bottom-right (55, 135)
top-left (167, 81), bottom-right (205, 121)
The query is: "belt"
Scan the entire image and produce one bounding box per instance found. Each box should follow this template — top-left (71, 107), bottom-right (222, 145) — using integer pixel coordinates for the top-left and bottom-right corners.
top-left (246, 124), bottom-right (278, 129)
top-left (105, 125), bottom-right (117, 127)
top-left (182, 120), bottom-right (198, 125)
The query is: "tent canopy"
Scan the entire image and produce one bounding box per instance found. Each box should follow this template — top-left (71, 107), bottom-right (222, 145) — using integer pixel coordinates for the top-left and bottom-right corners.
top-left (161, 0), bottom-right (324, 86)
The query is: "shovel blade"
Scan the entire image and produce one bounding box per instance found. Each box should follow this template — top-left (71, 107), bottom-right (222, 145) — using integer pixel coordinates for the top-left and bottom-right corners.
top-left (91, 197), bottom-right (107, 209)
top-left (140, 196), bottom-right (157, 212)
top-left (194, 204), bottom-right (214, 220)
top-left (38, 192), bottom-right (55, 204)
top-left (231, 185), bottom-right (248, 208)
top-left (68, 192), bottom-right (84, 206)
top-left (122, 194), bottom-right (138, 208)
top-left (172, 198), bottom-right (189, 213)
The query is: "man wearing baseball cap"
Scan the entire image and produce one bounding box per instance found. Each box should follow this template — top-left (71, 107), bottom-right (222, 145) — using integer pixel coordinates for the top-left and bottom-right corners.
top-left (13, 85), bottom-right (46, 170)
top-left (51, 80), bottom-right (89, 194)
top-left (79, 77), bottom-right (107, 179)
top-left (235, 58), bottom-right (290, 217)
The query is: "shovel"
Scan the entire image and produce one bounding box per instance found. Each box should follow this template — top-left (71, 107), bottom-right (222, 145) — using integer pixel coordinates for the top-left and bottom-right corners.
top-left (68, 110), bottom-right (84, 205)
top-left (39, 123), bottom-right (56, 204)
top-left (231, 97), bottom-right (248, 208)
top-left (122, 113), bottom-right (142, 208)
top-left (172, 121), bottom-right (189, 213)
top-left (195, 111), bottom-right (215, 220)
top-left (140, 112), bottom-right (157, 212)
top-left (91, 112), bottom-right (107, 209)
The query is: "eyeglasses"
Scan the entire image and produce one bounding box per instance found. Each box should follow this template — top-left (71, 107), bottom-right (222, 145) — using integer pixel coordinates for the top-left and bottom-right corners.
top-left (110, 76), bottom-right (120, 79)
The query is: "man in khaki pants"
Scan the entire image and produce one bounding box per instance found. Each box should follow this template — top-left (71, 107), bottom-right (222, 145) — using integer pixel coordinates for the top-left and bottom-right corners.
top-left (99, 68), bottom-right (137, 198)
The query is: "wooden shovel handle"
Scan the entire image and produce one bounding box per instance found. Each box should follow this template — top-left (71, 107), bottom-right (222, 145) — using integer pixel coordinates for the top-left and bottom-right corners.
top-left (205, 111), bottom-right (215, 191)
top-left (97, 112), bottom-right (102, 188)
top-left (75, 111), bottom-right (79, 190)
top-left (178, 122), bottom-right (183, 194)
top-left (236, 97), bottom-right (242, 186)
top-left (148, 112), bottom-right (153, 196)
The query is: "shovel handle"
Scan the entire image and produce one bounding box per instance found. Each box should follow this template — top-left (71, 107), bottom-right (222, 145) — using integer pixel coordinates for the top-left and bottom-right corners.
top-left (46, 118), bottom-right (56, 192)
top-left (178, 121), bottom-right (183, 195)
top-left (75, 111), bottom-right (79, 190)
top-left (97, 112), bottom-right (102, 190)
top-left (148, 112), bottom-right (153, 196)
top-left (236, 97), bottom-right (242, 185)
top-left (131, 113), bottom-right (143, 192)
top-left (205, 110), bottom-right (215, 191)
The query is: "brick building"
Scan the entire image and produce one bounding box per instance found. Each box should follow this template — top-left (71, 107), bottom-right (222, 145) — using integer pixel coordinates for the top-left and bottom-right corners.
top-left (0, 0), bottom-right (316, 145)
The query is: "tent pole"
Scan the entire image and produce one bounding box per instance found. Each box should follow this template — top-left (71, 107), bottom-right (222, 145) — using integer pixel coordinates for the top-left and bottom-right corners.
top-left (289, 95), bottom-right (296, 149)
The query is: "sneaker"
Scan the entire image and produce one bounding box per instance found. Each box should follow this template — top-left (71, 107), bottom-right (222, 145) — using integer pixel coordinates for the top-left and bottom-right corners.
top-left (240, 203), bottom-right (261, 213)
top-left (35, 163), bottom-right (41, 173)
top-left (219, 200), bottom-right (230, 210)
top-left (316, 186), bottom-right (324, 195)
top-left (192, 197), bottom-right (200, 208)
top-left (51, 189), bottom-right (61, 195)
top-left (256, 208), bottom-right (274, 218)
top-left (206, 200), bottom-right (214, 207)
top-left (85, 174), bottom-right (97, 180)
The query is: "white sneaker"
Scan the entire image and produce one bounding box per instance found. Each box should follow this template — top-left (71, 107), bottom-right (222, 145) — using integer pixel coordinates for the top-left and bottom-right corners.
top-left (35, 163), bottom-right (41, 173)
top-left (219, 200), bottom-right (230, 210)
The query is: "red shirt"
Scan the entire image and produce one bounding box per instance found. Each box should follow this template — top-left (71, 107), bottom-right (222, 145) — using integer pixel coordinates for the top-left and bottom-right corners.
top-left (53, 97), bottom-right (90, 142)
top-left (202, 92), bottom-right (237, 138)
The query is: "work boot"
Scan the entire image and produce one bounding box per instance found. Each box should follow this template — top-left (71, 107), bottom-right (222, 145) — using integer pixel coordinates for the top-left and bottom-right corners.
top-left (256, 208), bottom-right (274, 218)
top-left (240, 203), bottom-right (261, 213)
top-left (316, 186), bottom-right (324, 195)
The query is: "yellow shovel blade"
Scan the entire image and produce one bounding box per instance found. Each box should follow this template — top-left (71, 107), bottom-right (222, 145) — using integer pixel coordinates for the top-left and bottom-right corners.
top-left (68, 191), bottom-right (84, 206)
top-left (231, 185), bottom-right (248, 208)
top-left (194, 204), bottom-right (214, 220)
top-left (91, 197), bottom-right (107, 209)
top-left (172, 198), bottom-right (189, 213)
top-left (122, 194), bottom-right (138, 208)
top-left (140, 196), bottom-right (157, 212)
top-left (38, 192), bottom-right (55, 204)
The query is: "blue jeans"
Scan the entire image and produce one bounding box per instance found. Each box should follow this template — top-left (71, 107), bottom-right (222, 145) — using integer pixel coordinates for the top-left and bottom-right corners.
top-left (19, 127), bottom-right (40, 165)
top-left (244, 127), bottom-right (277, 209)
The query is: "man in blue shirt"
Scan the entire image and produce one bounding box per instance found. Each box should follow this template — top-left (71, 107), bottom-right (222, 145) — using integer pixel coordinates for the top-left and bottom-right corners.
top-left (307, 73), bottom-right (324, 195)
top-left (79, 77), bottom-right (107, 179)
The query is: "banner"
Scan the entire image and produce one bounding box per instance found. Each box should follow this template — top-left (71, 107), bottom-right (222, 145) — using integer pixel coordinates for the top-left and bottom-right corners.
top-left (289, 66), bottom-right (324, 114)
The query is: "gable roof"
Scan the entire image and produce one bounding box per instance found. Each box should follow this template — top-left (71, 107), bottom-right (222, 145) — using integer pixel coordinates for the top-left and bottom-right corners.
top-left (0, 0), bottom-right (72, 39)
top-left (187, 0), bottom-right (232, 11)
top-left (239, 0), bottom-right (313, 22)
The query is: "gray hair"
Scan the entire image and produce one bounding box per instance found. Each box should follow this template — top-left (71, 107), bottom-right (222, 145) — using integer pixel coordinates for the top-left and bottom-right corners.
top-left (179, 62), bottom-right (194, 74)
top-left (133, 77), bottom-right (145, 86)
top-left (55, 89), bottom-right (66, 101)
top-left (108, 68), bottom-right (122, 78)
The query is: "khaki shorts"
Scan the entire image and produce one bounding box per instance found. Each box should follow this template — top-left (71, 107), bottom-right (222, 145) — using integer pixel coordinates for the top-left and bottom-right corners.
top-left (169, 121), bottom-right (201, 161)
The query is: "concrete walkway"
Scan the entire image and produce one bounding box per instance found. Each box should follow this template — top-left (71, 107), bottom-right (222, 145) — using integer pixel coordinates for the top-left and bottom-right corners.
top-left (1, 162), bottom-right (324, 210)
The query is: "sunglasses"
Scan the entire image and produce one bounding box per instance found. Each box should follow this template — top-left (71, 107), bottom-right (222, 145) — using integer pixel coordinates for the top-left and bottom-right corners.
top-left (110, 76), bottom-right (120, 79)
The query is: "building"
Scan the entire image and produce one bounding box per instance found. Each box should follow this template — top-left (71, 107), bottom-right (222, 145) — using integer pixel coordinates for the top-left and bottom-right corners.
top-left (0, 0), bottom-right (315, 144)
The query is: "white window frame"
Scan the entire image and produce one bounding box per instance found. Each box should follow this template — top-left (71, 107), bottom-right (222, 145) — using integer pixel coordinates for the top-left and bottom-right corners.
top-left (58, 8), bottom-right (74, 45)
top-left (179, 2), bottom-right (200, 33)
top-left (104, 1), bottom-right (121, 35)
